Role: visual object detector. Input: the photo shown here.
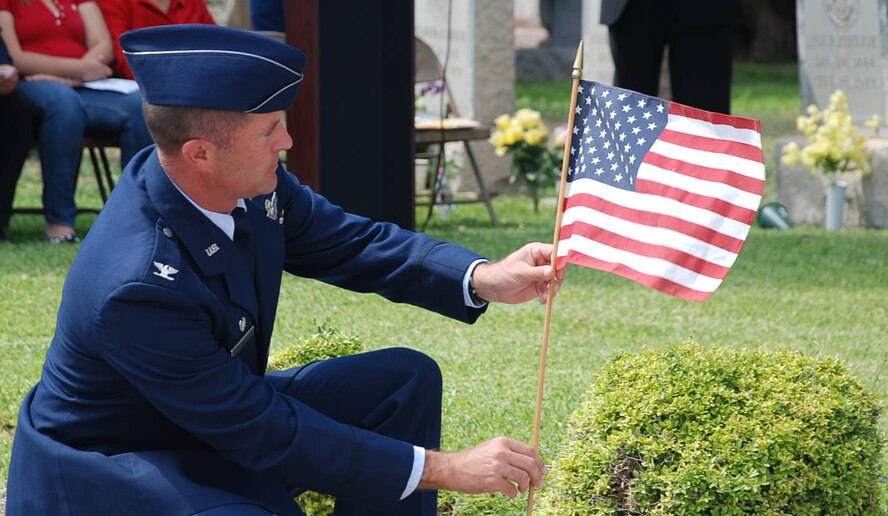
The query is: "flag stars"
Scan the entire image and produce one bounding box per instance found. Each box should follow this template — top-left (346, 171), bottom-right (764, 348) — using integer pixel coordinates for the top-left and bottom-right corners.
top-left (603, 141), bottom-right (612, 150)
top-left (610, 163), bottom-right (619, 172)
top-left (619, 132), bottom-right (627, 142)
top-left (637, 99), bottom-right (647, 108)
top-left (575, 105), bottom-right (582, 114)
top-left (595, 119), bottom-right (603, 127)
top-left (604, 100), bottom-right (613, 109)
top-left (609, 111), bottom-right (617, 119)
top-left (606, 151), bottom-right (615, 161)
top-left (617, 93), bottom-right (627, 101)
top-left (595, 167), bottom-right (604, 175)
top-left (584, 136), bottom-right (593, 144)
top-left (643, 111), bottom-right (652, 120)
top-left (656, 103), bottom-right (665, 113)
top-left (627, 115), bottom-right (636, 124)
top-left (615, 172), bottom-right (624, 182)
top-left (592, 156), bottom-right (601, 165)
top-left (621, 104), bottom-right (631, 113)
top-left (637, 137), bottom-right (647, 146)
top-left (600, 89), bottom-right (609, 98)
top-left (647, 122), bottom-right (657, 131)
top-left (632, 127), bottom-right (641, 135)
top-left (591, 108), bottom-right (598, 117)
top-left (629, 155), bottom-right (637, 164)
top-left (585, 96), bottom-right (592, 105)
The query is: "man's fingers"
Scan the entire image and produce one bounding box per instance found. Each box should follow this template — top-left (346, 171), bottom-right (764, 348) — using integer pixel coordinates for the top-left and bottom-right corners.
top-left (503, 465), bottom-right (531, 493)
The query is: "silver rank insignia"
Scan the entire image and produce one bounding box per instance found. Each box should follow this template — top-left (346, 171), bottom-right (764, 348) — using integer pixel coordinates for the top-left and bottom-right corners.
top-left (152, 261), bottom-right (178, 281)
top-left (205, 243), bottom-right (220, 256)
top-left (265, 191), bottom-right (278, 221)
top-left (239, 317), bottom-right (246, 332)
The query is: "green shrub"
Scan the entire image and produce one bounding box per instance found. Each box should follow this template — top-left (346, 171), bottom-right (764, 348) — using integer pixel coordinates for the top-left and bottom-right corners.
top-left (537, 342), bottom-right (883, 515)
top-left (266, 321), bottom-right (363, 372)
top-left (267, 322), bottom-right (364, 516)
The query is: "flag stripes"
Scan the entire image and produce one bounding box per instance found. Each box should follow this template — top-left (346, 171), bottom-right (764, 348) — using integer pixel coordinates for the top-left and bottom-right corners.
top-left (556, 80), bottom-right (765, 301)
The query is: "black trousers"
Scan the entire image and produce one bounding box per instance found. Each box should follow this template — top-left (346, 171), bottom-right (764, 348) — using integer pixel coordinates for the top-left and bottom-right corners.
top-left (0, 89), bottom-right (38, 229)
top-left (607, 0), bottom-right (735, 114)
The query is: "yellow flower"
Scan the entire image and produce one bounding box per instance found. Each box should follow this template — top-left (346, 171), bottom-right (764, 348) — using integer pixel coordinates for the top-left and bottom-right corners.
top-left (494, 114), bottom-right (512, 131)
top-left (489, 130), bottom-right (506, 148)
top-left (514, 108), bottom-right (542, 129)
top-left (864, 114), bottom-right (881, 129)
top-left (780, 142), bottom-right (801, 165)
top-left (494, 146), bottom-right (507, 156)
top-left (525, 128), bottom-right (546, 146)
top-left (788, 89), bottom-right (873, 178)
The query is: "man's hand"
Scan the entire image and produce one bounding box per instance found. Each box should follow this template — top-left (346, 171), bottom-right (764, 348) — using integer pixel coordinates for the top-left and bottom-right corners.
top-left (0, 64), bottom-right (18, 96)
top-left (471, 243), bottom-right (566, 304)
top-left (418, 437), bottom-right (546, 498)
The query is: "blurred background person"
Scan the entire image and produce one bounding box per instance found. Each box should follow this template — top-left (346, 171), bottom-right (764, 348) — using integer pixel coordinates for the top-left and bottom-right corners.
top-left (0, 0), bottom-right (152, 243)
top-left (601, 0), bottom-right (740, 115)
top-left (0, 29), bottom-right (38, 242)
top-left (98, 0), bottom-right (215, 80)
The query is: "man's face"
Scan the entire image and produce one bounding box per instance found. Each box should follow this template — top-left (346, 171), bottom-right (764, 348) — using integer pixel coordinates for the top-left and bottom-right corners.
top-left (213, 111), bottom-right (292, 200)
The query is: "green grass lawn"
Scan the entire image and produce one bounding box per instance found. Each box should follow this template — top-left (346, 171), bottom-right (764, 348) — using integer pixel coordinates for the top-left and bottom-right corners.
top-left (1, 61), bottom-right (885, 512)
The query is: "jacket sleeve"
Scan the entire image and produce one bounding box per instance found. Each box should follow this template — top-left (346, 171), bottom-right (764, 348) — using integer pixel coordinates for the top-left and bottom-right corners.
top-left (95, 283), bottom-right (414, 512)
top-left (277, 170), bottom-right (487, 323)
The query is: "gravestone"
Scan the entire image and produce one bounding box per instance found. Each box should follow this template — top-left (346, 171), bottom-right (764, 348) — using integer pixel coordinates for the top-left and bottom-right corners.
top-left (415, 0), bottom-right (514, 192)
top-left (796, 0), bottom-right (888, 124)
top-left (775, 0), bottom-right (888, 228)
top-left (579, 0), bottom-right (615, 85)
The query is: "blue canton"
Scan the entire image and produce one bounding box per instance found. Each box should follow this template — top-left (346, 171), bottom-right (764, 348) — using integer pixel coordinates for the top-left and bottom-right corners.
top-left (568, 80), bottom-right (669, 192)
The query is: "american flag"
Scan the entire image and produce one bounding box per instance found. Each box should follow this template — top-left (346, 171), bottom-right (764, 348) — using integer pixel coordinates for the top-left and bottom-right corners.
top-left (556, 81), bottom-right (765, 301)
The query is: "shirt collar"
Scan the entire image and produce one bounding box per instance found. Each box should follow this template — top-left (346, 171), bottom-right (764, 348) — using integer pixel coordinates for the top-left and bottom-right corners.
top-left (168, 177), bottom-right (246, 241)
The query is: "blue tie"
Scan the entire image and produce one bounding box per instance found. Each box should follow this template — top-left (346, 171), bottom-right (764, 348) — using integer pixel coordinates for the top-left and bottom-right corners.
top-left (232, 207), bottom-right (256, 277)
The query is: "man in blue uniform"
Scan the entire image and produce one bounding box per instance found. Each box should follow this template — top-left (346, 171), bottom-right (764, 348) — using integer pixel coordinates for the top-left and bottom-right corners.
top-left (6, 25), bottom-right (563, 515)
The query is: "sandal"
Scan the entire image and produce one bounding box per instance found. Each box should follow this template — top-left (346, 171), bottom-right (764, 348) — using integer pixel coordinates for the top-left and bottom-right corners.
top-left (46, 233), bottom-right (80, 244)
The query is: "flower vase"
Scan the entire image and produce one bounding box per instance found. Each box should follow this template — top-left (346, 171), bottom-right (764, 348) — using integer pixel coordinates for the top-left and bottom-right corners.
top-left (825, 180), bottom-right (847, 231)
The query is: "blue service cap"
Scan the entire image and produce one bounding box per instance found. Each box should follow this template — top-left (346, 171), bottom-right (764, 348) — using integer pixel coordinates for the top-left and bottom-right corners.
top-left (120, 24), bottom-right (306, 113)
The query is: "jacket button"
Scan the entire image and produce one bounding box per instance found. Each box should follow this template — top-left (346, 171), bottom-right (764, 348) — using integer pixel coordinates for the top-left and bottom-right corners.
top-left (163, 227), bottom-right (173, 238)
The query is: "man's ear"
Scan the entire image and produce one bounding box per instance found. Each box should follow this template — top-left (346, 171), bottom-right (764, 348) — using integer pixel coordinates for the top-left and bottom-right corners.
top-left (181, 138), bottom-right (215, 172)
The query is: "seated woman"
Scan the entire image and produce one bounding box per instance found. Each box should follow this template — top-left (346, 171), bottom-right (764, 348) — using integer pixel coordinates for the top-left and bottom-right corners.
top-left (98, 0), bottom-right (215, 80)
top-left (0, 0), bottom-right (152, 243)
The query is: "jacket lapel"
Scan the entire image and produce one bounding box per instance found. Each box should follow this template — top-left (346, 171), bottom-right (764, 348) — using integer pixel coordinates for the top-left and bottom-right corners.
top-left (144, 153), bottom-right (259, 320)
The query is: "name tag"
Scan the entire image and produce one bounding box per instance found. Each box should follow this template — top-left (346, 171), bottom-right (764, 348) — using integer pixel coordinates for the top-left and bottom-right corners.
top-left (230, 326), bottom-right (255, 357)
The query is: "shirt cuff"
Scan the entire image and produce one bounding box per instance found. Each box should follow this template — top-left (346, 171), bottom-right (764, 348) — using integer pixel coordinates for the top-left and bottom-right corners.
top-left (400, 445), bottom-right (426, 500)
top-left (462, 259), bottom-right (489, 308)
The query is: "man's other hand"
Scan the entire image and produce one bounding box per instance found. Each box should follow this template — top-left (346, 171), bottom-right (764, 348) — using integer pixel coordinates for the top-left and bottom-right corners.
top-left (418, 437), bottom-right (547, 498)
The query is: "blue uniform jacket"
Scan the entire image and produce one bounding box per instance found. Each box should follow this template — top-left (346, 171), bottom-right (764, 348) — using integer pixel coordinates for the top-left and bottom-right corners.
top-left (6, 147), bottom-right (486, 515)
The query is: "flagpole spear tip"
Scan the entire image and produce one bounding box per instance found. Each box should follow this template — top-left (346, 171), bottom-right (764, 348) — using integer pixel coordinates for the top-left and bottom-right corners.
top-left (572, 40), bottom-right (584, 79)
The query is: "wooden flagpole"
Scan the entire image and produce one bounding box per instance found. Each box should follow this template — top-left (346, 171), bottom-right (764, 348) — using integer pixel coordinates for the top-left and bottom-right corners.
top-left (525, 40), bottom-right (583, 515)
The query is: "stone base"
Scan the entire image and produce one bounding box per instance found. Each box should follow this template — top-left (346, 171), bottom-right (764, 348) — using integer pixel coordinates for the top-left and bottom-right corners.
top-left (774, 136), bottom-right (888, 228)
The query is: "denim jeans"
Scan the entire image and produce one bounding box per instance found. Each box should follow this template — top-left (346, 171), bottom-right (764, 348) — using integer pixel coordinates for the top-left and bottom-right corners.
top-left (17, 80), bottom-right (152, 227)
